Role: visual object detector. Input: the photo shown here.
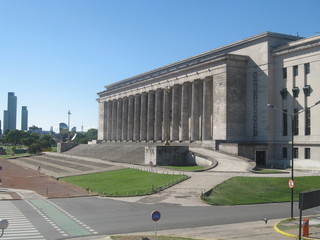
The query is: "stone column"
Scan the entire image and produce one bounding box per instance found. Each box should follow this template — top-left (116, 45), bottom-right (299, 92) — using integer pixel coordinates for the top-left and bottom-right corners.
top-left (128, 96), bottom-right (134, 141)
top-left (111, 100), bottom-right (118, 141)
top-left (147, 91), bottom-right (155, 141)
top-left (134, 94), bottom-right (141, 141)
top-left (171, 85), bottom-right (180, 141)
top-left (106, 101), bottom-right (113, 141)
top-left (98, 101), bottom-right (106, 140)
top-left (180, 82), bottom-right (190, 141)
top-left (140, 92), bottom-right (148, 141)
top-left (202, 76), bottom-right (213, 140)
top-left (191, 80), bottom-right (200, 141)
top-left (116, 98), bottom-right (123, 141)
top-left (122, 97), bottom-right (128, 141)
top-left (163, 88), bottom-right (171, 143)
top-left (155, 89), bottom-right (163, 141)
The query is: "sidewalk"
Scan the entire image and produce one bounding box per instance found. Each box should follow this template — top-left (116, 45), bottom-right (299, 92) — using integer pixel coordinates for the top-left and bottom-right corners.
top-left (69, 219), bottom-right (292, 240)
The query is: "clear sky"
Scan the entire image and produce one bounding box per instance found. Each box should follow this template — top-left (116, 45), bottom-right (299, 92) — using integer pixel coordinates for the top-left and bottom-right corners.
top-left (0, 0), bottom-right (319, 132)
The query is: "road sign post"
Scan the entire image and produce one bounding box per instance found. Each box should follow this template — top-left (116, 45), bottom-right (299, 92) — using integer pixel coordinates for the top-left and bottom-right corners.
top-left (151, 210), bottom-right (161, 238)
top-left (289, 179), bottom-right (294, 189)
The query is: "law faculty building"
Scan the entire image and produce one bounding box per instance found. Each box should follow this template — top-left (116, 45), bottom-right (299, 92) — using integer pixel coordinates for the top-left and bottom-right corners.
top-left (97, 32), bottom-right (320, 170)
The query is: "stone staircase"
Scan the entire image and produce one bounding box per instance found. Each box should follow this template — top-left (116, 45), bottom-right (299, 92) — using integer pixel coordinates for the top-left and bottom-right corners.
top-left (63, 143), bottom-right (147, 165)
top-left (8, 153), bottom-right (122, 178)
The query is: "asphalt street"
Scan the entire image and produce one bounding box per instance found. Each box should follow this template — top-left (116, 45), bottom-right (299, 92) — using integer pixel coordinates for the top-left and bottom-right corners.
top-left (4, 194), bottom-right (319, 239)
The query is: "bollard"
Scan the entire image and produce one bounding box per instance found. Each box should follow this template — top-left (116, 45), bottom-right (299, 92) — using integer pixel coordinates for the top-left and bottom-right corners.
top-left (302, 218), bottom-right (309, 237)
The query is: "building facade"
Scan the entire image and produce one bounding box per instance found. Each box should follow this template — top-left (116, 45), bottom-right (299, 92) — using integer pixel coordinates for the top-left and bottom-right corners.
top-left (21, 106), bottom-right (28, 131)
top-left (97, 32), bottom-right (320, 169)
top-left (3, 92), bottom-right (17, 132)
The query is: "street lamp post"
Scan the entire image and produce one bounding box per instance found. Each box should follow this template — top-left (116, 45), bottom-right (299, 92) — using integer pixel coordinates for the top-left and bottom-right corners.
top-left (267, 100), bottom-right (320, 219)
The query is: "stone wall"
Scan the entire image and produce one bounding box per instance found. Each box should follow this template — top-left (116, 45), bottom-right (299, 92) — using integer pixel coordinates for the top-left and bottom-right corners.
top-left (57, 143), bottom-right (79, 153)
top-left (145, 146), bottom-right (193, 166)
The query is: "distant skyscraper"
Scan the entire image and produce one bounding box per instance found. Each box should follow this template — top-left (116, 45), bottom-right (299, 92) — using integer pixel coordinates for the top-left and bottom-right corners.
top-left (21, 106), bottom-right (28, 131)
top-left (3, 92), bottom-right (17, 132)
top-left (3, 110), bottom-right (8, 133)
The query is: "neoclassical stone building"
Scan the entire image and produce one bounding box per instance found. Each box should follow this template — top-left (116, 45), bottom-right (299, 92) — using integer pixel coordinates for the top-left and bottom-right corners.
top-left (97, 32), bottom-right (320, 169)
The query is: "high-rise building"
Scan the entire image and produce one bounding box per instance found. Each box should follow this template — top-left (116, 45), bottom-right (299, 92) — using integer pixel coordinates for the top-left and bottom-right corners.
top-left (3, 110), bottom-right (8, 133)
top-left (21, 106), bottom-right (28, 131)
top-left (3, 92), bottom-right (17, 132)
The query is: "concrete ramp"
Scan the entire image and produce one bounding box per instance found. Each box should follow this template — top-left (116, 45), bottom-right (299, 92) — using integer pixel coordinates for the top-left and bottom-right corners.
top-left (63, 143), bottom-right (145, 165)
top-left (190, 147), bottom-right (254, 172)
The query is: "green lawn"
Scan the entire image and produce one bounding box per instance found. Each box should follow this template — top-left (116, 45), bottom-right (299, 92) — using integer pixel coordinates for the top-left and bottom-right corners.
top-left (62, 168), bottom-right (188, 196)
top-left (253, 168), bottom-right (287, 173)
top-left (202, 176), bottom-right (320, 205)
top-left (164, 165), bottom-right (205, 171)
top-left (0, 153), bottom-right (30, 159)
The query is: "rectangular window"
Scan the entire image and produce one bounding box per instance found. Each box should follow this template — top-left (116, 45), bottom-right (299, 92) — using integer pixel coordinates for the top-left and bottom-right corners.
top-left (282, 147), bottom-right (288, 158)
top-left (294, 108), bottom-right (299, 135)
top-left (305, 108), bottom-right (311, 135)
top-left (293, 65), bottom-right (298, 77)
top-left (305, 148), bottom-right (310, 159)
top-left (294, 148), bottom-right (299, 158)
top-left (282, 68), bottom-right (287, 79)
top-left (304, 63), bottom-right (310, 75)
top-left (283, 110), bottom-right (288, 136)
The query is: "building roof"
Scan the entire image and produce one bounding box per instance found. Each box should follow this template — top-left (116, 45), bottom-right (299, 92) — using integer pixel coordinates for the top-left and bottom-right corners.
top-left (98, 32), bottom-right (301, 97)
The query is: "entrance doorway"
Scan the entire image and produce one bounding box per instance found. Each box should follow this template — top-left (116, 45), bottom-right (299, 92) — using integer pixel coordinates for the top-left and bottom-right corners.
top-left (255, 150), bottom-right (266, 167)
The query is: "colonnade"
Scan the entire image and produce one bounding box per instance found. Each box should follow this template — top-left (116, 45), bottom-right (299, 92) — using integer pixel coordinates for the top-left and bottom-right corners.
top-left (102, 76), bottom-right (214, 142)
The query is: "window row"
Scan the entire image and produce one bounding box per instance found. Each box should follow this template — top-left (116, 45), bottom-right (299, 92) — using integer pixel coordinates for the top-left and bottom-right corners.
top-left (282, 108), bottom-right (311, 136)
top-left (282, 63), bottom-right (310, 79)
top-left (282, 147), bottom-right (311, 159)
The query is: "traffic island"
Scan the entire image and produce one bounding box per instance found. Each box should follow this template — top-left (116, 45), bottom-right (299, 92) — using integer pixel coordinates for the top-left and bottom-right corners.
top-left (274, 216), bottom-right (320, 239)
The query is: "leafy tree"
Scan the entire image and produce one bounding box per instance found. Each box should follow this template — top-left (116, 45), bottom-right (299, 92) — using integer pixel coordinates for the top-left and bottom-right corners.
top-left (86, 129), bottom-right (97, 141)
top-left (4, 130), bottom-right (25, 145)
top-left (28, 144), bottom-right (42, 154)
top-left (73, 133), bottom-right (88, 144)
top-left (21, 133), bottom-right (40, 146)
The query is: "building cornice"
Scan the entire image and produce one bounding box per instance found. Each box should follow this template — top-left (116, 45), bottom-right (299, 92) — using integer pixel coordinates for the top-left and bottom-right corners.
top-left (272, 35), bottom-right (320, 56)
top-left (98, 32), bottom-right (300, 97)
top-left (98, 54), bottom-right (248, 97)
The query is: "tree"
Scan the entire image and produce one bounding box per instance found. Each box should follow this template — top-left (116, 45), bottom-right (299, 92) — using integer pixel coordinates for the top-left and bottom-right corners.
top-left (86, 129), bottom-right (97, 141)
top-left (21, 133), bottom-right (39, 146)
top-left (28, 144), bottom-right (42, 154)
top-left (4, 130), bottom-right (25, 145)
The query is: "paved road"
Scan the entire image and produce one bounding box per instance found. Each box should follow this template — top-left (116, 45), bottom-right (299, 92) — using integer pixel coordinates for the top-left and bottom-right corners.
top-left (2, 149), bottom-right (319, 239)
top-left (2, 194), bottom-right (319, 239)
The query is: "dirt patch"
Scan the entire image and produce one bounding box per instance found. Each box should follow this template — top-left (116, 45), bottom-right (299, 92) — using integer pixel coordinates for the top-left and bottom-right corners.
top-left (0, 158), bottom-right (94, 199)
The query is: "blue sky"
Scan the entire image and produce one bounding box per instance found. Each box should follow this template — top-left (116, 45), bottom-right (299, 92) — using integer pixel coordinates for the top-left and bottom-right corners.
top-left (0, 0), bottom-right (319, 132)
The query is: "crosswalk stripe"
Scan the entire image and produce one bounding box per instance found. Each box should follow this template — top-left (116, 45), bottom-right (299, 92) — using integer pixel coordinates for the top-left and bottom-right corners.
top-left (0, 201), bottom-right (45, 240)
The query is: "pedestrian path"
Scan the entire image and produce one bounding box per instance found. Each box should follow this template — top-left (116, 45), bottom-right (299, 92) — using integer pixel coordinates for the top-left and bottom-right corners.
top-left (16, 189), bottom-right (99, 238)
top-left (0, 201), bottom-right (45, 240)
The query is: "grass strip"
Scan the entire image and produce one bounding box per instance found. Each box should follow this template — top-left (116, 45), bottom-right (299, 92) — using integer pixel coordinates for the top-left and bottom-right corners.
top-left (164, 165), bottom-right (205, 171)
top-left (62, 168), bottom-right (188, 196)
top-left (202, 176), bottom-right (320, 205)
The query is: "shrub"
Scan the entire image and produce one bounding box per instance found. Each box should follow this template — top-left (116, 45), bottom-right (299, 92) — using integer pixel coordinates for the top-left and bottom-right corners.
top-left (28, 144), bottom-right (42, 154)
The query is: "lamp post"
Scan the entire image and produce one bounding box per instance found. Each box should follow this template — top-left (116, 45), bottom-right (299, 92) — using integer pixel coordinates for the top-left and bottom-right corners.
top-left (267, 100), bottom-right (320, 219)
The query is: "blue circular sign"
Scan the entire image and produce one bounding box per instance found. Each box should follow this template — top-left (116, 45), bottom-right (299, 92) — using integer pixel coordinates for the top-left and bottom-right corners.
top-left (151, 210), bottom-right (161, 222)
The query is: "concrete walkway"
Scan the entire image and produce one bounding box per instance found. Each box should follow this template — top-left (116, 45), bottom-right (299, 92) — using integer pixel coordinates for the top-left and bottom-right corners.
top-left (69, 218), bottom-right (292, 240)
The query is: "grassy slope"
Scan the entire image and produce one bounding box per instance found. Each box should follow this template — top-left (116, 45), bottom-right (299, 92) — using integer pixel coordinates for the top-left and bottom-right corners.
top-left (62, 168), bottom-right (188, 196)
top-left (202, 176), bottom-right (320, 205)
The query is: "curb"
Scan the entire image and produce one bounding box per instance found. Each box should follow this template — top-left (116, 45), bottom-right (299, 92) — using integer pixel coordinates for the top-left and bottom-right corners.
top-left (274, 219), bottom-right (316, 240)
